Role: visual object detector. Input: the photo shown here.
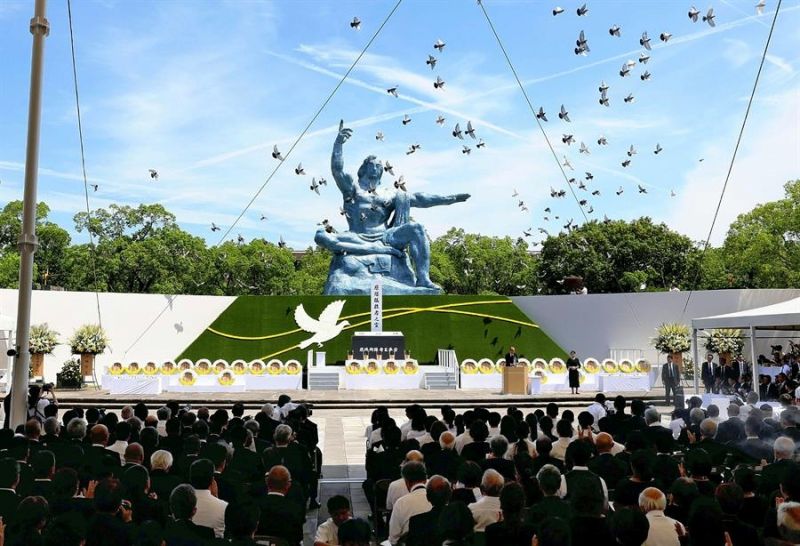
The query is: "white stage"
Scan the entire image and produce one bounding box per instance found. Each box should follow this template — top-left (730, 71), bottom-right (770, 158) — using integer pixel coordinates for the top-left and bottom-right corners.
top-left (459, 371), bottom-right (650, 394)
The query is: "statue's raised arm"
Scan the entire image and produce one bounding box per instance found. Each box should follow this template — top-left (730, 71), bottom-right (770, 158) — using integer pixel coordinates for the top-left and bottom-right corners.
top-left (331, 120), bottom-right (355, 195)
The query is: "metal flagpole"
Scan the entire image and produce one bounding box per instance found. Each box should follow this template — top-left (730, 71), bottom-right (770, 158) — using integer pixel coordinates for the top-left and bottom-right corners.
top-left (9, 0), bottom-right (49, 429)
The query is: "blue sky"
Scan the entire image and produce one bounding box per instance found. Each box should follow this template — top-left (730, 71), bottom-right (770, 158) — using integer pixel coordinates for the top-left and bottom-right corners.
top-left (0, 0), bottom-right (798, 250)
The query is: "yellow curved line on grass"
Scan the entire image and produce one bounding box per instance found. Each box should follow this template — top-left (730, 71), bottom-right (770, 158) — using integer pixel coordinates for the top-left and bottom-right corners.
top-left (208, 299), bottom-right (514, 341)
top-left (256, 305), bottom-right (540, 361)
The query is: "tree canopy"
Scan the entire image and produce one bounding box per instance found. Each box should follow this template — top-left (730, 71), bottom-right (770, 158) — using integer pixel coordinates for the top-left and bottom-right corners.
top-left (0, 181), bottom-right (796, 296)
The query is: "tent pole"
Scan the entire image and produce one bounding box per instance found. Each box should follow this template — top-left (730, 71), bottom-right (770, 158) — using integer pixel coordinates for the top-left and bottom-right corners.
top-left (750, 325), bottom-right (758, 398)
top-left (692, 328), bottom-right (699, 395)
top-left (10, 0), bottom-right (49, 430)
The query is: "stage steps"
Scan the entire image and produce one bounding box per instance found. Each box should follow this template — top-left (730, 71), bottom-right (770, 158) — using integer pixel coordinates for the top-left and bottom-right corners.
top-left (307, 372), bottom-right (341, 391)
top-left (424, 370), bottom-right (458, 390)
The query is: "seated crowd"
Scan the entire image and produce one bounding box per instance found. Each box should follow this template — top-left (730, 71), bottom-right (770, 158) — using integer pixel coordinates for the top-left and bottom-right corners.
top-left (363, 393), bottom-right (800, 545)
top-left (0, 394), bottom-right (357, 546)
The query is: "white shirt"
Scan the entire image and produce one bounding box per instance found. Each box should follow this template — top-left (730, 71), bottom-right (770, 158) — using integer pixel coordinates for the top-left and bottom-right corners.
top-left (551, 437), bottom-right (573, 462)
top-left (587, 402), bottom-right (607, 428)
top-left (388, 484), bottom-right (431, 545)
top-left (156, 420), bottom-right (167, 437)
top-left (192, 488), bottom-right (228, 538)
top-left (386, 478), bottom-right (410, 510)
top-left (609, 441), bottom-right (625, 455)
top-left (400, 420), bottom-right (413, 441)
top-left (455, 431), bottom-right (474, 454)
top-left (468, 495), bottom-right (502, 532)
top-left (505, 439), bottom-right (536, 460)
top-left (644, 510), bottom-right (684, 546)
top-left (106, 441), bottom-right (128, 464)
top-left (488, 426), bottom-right (501, 438)
top-left (406, 429), bottom-right (429, 444)
top-left (314, 517), bottom-right (340, 545)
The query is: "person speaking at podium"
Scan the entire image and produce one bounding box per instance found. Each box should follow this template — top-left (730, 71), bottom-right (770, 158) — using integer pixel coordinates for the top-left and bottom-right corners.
top-left (505, 346), bottom-right (519, 367)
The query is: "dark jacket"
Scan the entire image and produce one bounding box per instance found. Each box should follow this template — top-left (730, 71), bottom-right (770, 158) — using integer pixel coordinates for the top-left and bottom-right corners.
top-left (256, 493), bottom-right (305, 545)
top-left (587, 453), bottom-right (628, 487)
top-left (164, 518), bottom-right (216, 546)
top-left (406, 505), bottom-right (446, 546)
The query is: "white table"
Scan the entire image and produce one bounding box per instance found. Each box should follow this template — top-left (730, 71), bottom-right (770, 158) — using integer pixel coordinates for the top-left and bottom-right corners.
top-left (460, 373), bottom-right (502, 390)
top-left (165, 375), bottom-right (246, 393)
top-left (342, 371), bottom-right (423, 390)
top-left (102, 375), bottom-right (162, 395)
top-left (598, 374), bottom-right (651, 393)
top-left (244, 375), bottom-right (302, 390)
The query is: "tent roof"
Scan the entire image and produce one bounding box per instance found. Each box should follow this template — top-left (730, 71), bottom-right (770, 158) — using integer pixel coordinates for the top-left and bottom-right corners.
top-left (692, 296), bottom-right (800, 331)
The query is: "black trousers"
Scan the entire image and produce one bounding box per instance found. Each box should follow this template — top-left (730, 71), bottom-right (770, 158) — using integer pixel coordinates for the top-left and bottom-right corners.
top-left (664, 381), bottom-right (678, 404)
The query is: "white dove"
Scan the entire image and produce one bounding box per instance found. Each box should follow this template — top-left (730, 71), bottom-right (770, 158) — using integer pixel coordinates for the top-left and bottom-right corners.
top-left (294, 300), bottom-right (350, 349)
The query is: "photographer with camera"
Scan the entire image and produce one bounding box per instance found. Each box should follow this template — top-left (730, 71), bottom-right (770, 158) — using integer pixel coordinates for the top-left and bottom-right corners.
top-left (27, 384), bottom-right (57, 423)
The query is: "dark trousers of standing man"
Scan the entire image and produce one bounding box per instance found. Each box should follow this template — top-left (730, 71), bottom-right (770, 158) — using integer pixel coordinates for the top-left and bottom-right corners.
top-left (664, 381), bottom-right (678, 405)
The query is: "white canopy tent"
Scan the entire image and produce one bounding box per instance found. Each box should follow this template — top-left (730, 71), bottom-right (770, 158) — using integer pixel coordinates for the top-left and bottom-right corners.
top-left (691, 296), bottom-right (800, 393)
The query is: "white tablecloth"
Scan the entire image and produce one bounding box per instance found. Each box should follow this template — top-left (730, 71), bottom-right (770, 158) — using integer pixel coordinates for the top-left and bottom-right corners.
top-left (598, 374), bottom-right (651, 393)
top-left (342, 372), bottom-right (423, 390)
top-left (165, 375), bottom-right (246, 393)
top-left (459, 374), bottom-right (502, 390)
top-left (244, 375), bottom-right (302, 390)
top-left (102, 375), bottom-right (162, 395)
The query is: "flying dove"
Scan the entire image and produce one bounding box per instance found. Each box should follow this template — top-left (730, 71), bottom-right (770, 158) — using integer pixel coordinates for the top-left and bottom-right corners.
top-left (406, 144), bottom-right (421, 155)
top-left (559, 104), bottom-right (571, 122)
top-left (272, 145), bottom-right (283, 160)
top-left (211, 222), bottom-right (221, 232)
top-left (562, 134), bottom-right (575, 145)
top-left (426, 55), bottom-right (437, 69)
top-left (465, 121), bottom-right (476, 139)
top-left (597, 135), bottom-right (608, 145)
top-left (688, 6), bottom-right (700, 21)
top-left (616, 187), bottom-right (624, 195)
top-left (579, 142), bottom-right (590, 154)
top-left (640, 71), bottom-right (651, 81)
top-left (402, 114), bottom-right (412, 125)
top-left (621, 159), bottom-right (631, 167)
top-left (452, 123), bottom-right (464, 139)
top-left (585, 172), bottom-right (594, 180)
top-left (295, 163), bottom-right (305, 175)
top-left (756, 1), bottom-right (766, 15)
top-left (436, 115), bottom-right (446, 125)
top-left (660, 32), bottom-right (672, 42)
top-left (552, 6), bottom-right (564, 15)
top-left (640, 31), bottom-right (651, 50)
top-left (639, 52), bottom-right (650, 64)
top-left (434, 76), bottom-right (445, 89)
top-left (654, 143), bottom-right (663, 154)
top-left (536, 107), bottom-right (548, 122)
top-left (627, 145), bottom-right (637, 157)
top-left (576, 3), bottom-right (588, 16)
top-left (462, 145), bottom-right (472, 155)
top-left (350, 17), bottom-right (361, 29)
top-left (562, 156), bottom-right (574, 170)
top-left (703, 8), bottom-right (715, 27)
top-left (638, 185), bottom-right (648, 194)
top-left (375, 131), bottom-right (384, 141)
top-left (384, 162), bottom-right (395, 176)
top-left (434, 39), bottom-right (446, 51)
top-left (476, 139), bottom-right (485, 148)
top-left (609, 25), bottom-right (621, 37)
top-left (148, 169), bottom-right (159, 180)
top-left (624, 93), bottom-right (635, 103)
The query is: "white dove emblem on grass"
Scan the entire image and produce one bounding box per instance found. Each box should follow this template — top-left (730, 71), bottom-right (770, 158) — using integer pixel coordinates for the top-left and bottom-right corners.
top-left (294, 300), bottom-right (350, 349)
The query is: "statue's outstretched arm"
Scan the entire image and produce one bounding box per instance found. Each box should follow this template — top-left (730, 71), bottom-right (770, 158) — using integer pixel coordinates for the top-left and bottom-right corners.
top-left (409, 192), bottom-right (470, 209)
top-left (332, 120), bottom-right (355, 195)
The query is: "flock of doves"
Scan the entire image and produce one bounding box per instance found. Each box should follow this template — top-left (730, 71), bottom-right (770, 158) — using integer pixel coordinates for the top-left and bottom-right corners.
top-left (139, 1), bottom-right (768, 249)
top-left (509, 2), bottom-right (767, 247)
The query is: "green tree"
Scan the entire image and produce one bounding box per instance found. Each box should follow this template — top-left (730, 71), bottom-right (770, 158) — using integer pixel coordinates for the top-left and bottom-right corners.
top-left (430, 228), bottom-right (539, 295)
top-left (718, 180), bottom-right (800, 288)
top-left (290, 247), bottom-right (331, 295)
top-left (538, 218), bottom-right (700, 293)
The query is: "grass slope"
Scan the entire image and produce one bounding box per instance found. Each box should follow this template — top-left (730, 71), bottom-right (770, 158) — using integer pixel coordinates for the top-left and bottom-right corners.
top-left (178, 295), bottom-right (566, 365)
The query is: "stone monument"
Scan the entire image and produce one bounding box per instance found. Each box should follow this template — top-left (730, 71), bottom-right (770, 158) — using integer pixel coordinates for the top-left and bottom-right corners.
top-left (315, 121), bottom-right (470, 295)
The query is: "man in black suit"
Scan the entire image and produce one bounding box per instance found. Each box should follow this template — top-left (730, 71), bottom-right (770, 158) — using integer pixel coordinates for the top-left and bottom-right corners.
top-left (84, 424), bottom-right (122, 480)
top-left (526, 464), bottom-right (572, 530)
top-left (261, 424), bottom-right (312, 503)
top-left (428, 431), bottom-right (461, 482)
top-left (733, 415), bottom-right (774, 464)
top-left (588, 433), bottom-right (628, 487)
top-left (598, 396), bottom-right (631, 442)
top-left (256, 465), bottom-right (305, 545)
top-left (164, 483), bottom-right (216, 546)
top-left (701, 353), bottom-right (719, 394)
top-left (716, 404), bottom-right (746, 445)
top-left (481, 435), bottom-right (516, 482)
top-left (758, 437), bottom-right (796, 496)
top-left (505, 346), bottom-right (519, 366)
top-left (86, 477), bottom-right (136, 546)
top-left (406, 475), bottom-right (450, 546)
top-left (689, 419), bottom-right (729, 467)
top-left (228, 426), bottom-right (263, 484)
top-left (661, 354), bottom-right (681, 406)
top-left (30, 449), bottom-right (56, 500)
top-left (641, 408), bottom-right (675, 453)
top-left (0, 457), bottom-right (21, 526)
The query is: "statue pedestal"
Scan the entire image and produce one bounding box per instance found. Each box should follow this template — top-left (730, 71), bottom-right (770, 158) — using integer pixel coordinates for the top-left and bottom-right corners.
top-left (323, 252), bottom-right (441, 295)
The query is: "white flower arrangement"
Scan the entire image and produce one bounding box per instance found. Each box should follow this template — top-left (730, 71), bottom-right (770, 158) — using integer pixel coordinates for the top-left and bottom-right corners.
top-left (652, 323), bottom-right (692, 354)
top-left (29, 323), bottom-right (59, 354)
top-left (69, 324), bottom-right (108, 355)
top-left (703, 329), bottom-right (745, 355)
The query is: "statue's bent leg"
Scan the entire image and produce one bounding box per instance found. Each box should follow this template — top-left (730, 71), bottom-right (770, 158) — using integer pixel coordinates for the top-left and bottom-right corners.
top-left (315, 229), bottom-right (401, 257)
top-left (385, 222), bottom-right (438, 289)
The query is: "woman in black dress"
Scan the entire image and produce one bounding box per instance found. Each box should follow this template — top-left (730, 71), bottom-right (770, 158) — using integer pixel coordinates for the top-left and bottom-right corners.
top-left (566, 350), bottom-right (581, 394)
